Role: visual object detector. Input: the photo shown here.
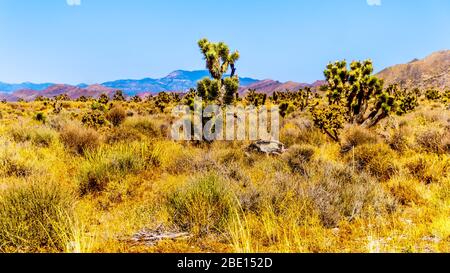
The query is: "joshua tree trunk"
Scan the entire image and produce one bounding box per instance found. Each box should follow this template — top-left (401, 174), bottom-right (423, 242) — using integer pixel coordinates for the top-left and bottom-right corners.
top-left (230, 64), bottom-right (236, 78)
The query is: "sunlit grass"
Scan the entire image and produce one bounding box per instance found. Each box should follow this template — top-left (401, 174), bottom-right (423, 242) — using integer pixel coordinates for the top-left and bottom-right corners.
top-left (0, 100), bottom-right (448, 253)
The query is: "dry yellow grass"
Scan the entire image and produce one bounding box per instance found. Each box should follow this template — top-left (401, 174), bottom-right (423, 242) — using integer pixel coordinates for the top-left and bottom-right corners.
top-left (0, 100), bottom-right (448, 253)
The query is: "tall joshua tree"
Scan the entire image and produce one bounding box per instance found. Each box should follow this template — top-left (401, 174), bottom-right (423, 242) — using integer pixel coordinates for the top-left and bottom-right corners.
top-left (323, 59), bottom-right (394, 128)
top-left (312, 59), bottom-right (397, 141)
top-left (197, 39), bottom-right (240, 105)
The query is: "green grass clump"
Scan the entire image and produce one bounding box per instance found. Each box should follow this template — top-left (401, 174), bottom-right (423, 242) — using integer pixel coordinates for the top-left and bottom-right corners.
top-left (166, 173), bottom-right (237, 235)
top-left (78, 143), bottom-right (147, 196)
top-left (0, 180), bottom-right (75, 252)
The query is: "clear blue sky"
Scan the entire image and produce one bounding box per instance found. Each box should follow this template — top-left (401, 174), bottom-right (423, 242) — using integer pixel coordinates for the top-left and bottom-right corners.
top-left (0, 0), bottom-right (449, 84)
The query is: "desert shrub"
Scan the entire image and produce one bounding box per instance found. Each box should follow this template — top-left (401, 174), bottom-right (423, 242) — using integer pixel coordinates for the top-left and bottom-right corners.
top-left (60, 124), bottom-right (100, 155)
top-left (166, 173), bottom-right (237, 235)
top-left (90, 101), bottom-right (107, 112)
top-left (415, 129), bottom-right (447, 154)
top-left (349, 143), bottom-right (398, 180)
top-left (165, 150), bottom-right (200, 175)
top-left (105, 127), bottom-right (142, 144)
top-left (123, 116), bottom-right (167, 139)
top-left (340, 126), bottom-right (379, 153)
top-left (0, 180), bottom-right (75, 252)
top-left (387, 177), bottom-right (427, 206)
top-left (217, 161), bottom-right (251, 183)
top-left (8, 125), bottom-right (33, 143)
top-left (46, 114), bottom-right (70, 131)
top-left (386, 128), bottom-right (409, 153)
top-left (283, 144), bottom-right (315, 175)
top-left (213, 148), bottom-right (245, 165)
top-left (9, 125), bottom-right (56, 147)
top-left (0, 151), bottom-right (34, 178)
top-left (33, 112), bottom-right (46, 124)
top-left (234, 185), bottom-right (262, 213)
top-left (308, 163), bottom-right (395, 227)
top-left (405, 154), bottom-right (448, 184)
top-left (280, 125), bottom-right (302, 147)
top-left (280, 119), bottom-right (326, 147)
top-left (443, 133), bottom-right (450, 153)
top-left (106, 106), bottom-right (127, 127)
top-left (425, 89), bottom-right (442, 101)
top-left (81, 110), bottom-right (108, 129)
top-left (416, 110), bottom-right (447, 125)
top-left (78, 144), bottom-right (146, 196)
top-left (256, 171), bottom-right (304, 213)
top-left (31, 127), bottom-right (57, 148)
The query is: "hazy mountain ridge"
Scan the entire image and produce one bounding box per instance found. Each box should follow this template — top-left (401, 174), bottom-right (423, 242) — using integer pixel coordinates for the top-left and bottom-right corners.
top-left (1, 50), bottom-right (449, 102)
top-left (0, 70), bottom-right (262, 101)
top-left (0, 82), bottom-right (54, 93)
top-left (0, 70), bottom-right (261, 101)
top-left (238, 79), bottom-right (326, 96)
top-left (377, 50), bottom-right (450, 90)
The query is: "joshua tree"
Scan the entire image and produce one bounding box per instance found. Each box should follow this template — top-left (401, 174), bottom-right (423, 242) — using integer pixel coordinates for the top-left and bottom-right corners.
top-left (54, 94), bottom-right (70, 101)
top-left (386, 84), bottom-right (419, 116)
top-left (77, 96), bottom-right (88, 102)
top-left (113, 90), bottom-right (126, 101)
top-left (270, 88), bottom-right (313, 116)
top-left (298, 87), bottom-right (313, 111)
top-left (131, 95), bottom-right (142, 103)
top-left (425, 89), bottom-right (442, 101)
top-left (311, 103), bottom-right (346, 142)
top-left (245, 89), bottom-right (267, 107)
top-left (98, 93), bottom-right (109, 104)
top-left (322, 59), bottom-right (395, 128)
top-left (311, 59), bottom-right (400, 141)
top-left (197, 38), bottom-right (240, 104)
top-left (151, 92), bottom-right (180, 112)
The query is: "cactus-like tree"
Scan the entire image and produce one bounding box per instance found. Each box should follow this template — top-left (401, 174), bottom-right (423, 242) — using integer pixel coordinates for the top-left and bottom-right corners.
top-left (197, 39), bottom-right (240, 104)
top-left (151, 92), bottom-right (180, 112)
top-left (77, 96), bottom-right (88, 102)
top-left (113, 90), bottom-right (126, 101)
top-left (386, 84), bottom-right (419, 116)
top-left (311, 103), bottom-right (346, 142)
top-left (425, 89), bottom-right (442, 101)
top-left (443, 89), bottom-right (450, 105)
top-left (244, 89), bottom-right (267, 107)
top-left (98, 93), bottom-right (109, 104)
top-left (271, 87), bottom-right (314, 115)
top-left (34, 96), bottom-right (48, 102)
top-left (310, 59), bottom-right (400, 141)
top-left (131, 95), bottom-right (142, 103)
top-left (298, 87), bottom-right (312, 111)
top-left (54, 94), bottom-right (71, 101)
top-left (322, 59), bottom-right (394, 128)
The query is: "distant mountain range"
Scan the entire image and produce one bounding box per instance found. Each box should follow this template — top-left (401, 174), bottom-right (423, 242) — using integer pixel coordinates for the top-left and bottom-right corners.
top-left (238, 79), bottom-right (326, 96)
top-left (377, 50), bottom-right (450, 90)
top-left (0, 82), bottom-right (54, 93)
top-left (1, 50), bottom-right (449, 101)
top-left (0, 70), bottom-right (323, 102)
top-left (0, 70), bottom-right (264, 101)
